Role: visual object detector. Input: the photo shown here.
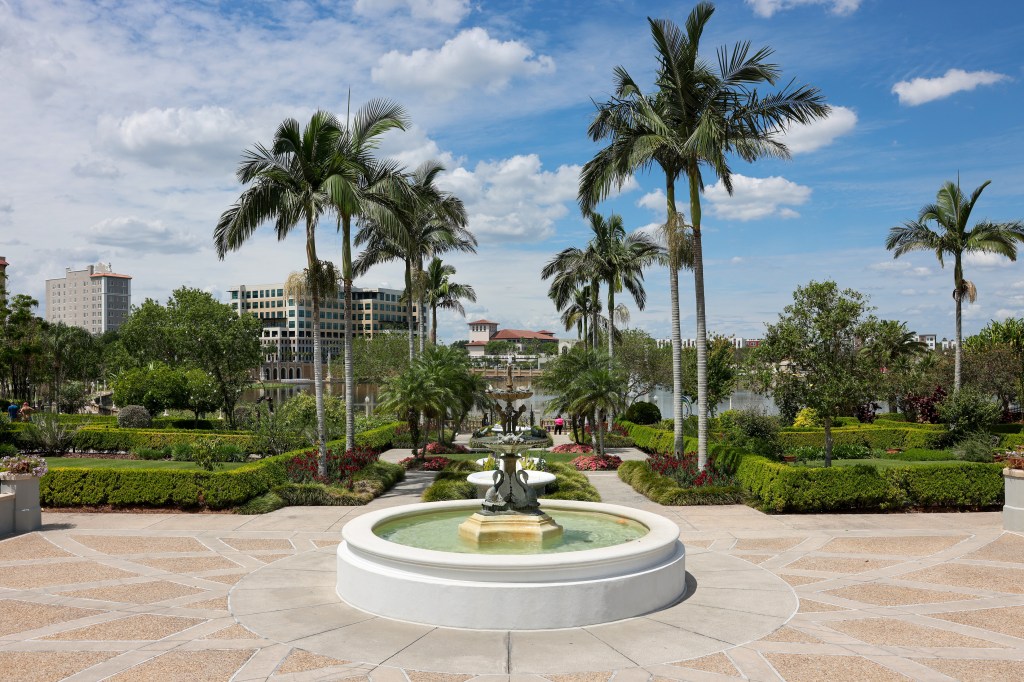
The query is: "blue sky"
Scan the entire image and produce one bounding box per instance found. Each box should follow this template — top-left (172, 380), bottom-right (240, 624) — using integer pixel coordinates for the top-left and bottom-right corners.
top-left (1, 0), bottom-right (1022, 342)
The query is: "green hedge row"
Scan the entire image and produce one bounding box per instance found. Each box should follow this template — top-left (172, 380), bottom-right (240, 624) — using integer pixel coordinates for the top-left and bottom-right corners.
top-left (68, 427), bottom-right (257, 453)
top-left (618, 421), bottom-right (697, 455)
top-left (618, 460), bottom-right (746, 505)
top-left (735, 454), bottom-right (1003, 512)
top-left (354, 422), bottom-right (405, 449)
top-left (777, 426), bottom-right (948, 450)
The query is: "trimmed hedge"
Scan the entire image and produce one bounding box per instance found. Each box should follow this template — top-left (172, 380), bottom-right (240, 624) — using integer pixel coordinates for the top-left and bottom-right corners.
top-left (618, 420), bottom-right (697, 455)
top-left (736, 454), bottom-right (1003, 513)
top-left (355, 422), bottom-right (405, 450)
top-left (778, 425), bottom-right (948, 450)
top-left (618, 460), bottom-right (746, 506)
top-left (69, 428), bottom-right (256, 453)
top-left (541, 463), bottom-right (601, 502)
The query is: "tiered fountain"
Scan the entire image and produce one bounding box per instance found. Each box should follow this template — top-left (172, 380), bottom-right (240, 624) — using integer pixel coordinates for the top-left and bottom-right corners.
top-left (336, 365), bottom-right (687, 629)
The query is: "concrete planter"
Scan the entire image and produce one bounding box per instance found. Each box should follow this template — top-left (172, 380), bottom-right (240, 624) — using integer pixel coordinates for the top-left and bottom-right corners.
top-left (1004, 468), bottom-right (1024, 533)
top-left (0, 473), bottom-right (42, 533)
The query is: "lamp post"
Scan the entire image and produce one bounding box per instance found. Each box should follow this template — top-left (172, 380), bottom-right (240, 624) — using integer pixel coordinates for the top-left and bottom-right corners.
top-left (364, 395), bottom-right (371, 418)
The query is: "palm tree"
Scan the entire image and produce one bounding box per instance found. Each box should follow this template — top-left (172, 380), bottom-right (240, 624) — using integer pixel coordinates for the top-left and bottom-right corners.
top-left (215, 111), bottom-right (347, 477)
top-left (377, 363), bottom-right (447, 459)
top-left (569, 364), bottom-right (625, 457)
top-left (331, 99), bottom-right (409, 454)
top-left (423, 257), bottom-right (477, 346)
top-left (580, 5), bottom-right (828, 468)
top-left (558, 285), bottom-right (600, 345)
top-left (865, 319), bottom-right (927, 413)
top-left (354, 161), bottom-right (475, 358)
top-left (886, 179), bottom-right (1024, 391)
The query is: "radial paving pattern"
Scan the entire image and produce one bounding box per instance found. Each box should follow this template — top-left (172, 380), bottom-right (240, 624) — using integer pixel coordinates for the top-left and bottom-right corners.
top-left (0, 454), bottom-right (1021, 681)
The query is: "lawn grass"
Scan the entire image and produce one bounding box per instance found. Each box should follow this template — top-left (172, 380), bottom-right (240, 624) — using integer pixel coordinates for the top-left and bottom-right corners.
top-left (44, 457), bottom-right (250, 471)
top-left (798, 458), bottom-right (961, 469)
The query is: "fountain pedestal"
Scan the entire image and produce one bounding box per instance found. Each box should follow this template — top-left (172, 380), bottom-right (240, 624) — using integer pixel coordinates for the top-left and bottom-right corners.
top-left (458, 511), bottom-right (563, 543)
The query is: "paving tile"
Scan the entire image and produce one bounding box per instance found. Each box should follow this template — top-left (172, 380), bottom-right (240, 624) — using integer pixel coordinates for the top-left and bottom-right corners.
top-left (0, 651), bottom-right (116, 682)
top-left (105, 649), bottom-right (256, 681)
top-left (963, 532), bottom-right (1024, 563)
top-left (544, 673), bottom-right (611, 682)
top-left (274, 650), bottom-right (352, 674)
top-left (824, 584), bottom-right (976, 606)
top-left (0, 560), bottom-right (139, 588)
top-left (759, 626), bottom-right (822, 643)
top-left (70, 534), bottom-right (208, 554)
top-left (42, 614), bottom-right (204, 641)
top-left (289, 617), bottom-right (434, 665)
top-left (586, 618), bottom-right (727, 666)
top-left (219, 537), bottom-right (294, 551)
top-left (646, 604), bottom-right (785, 645)
top-left (241, 603), bottom-right (375, 643)
top-left (0, 599), bottom-right (101, 637)
top-left (911, 657), bottom-right (1024, 681)
top-left (900, 563), bottom-right (1024, 594)
top-left (203, 623), bottom-right (263, 640)
top-left (798, 599), bottom-right (848, 613)
top-left (135, 555), bottom-right (240, 572)
top-left (58, 579), bottom-right (205, 604)
top-left (668, 652), bottom-right (738, 676)
top-left (826, 617), bottom-right (1006, 648)
top-left (732, 537), bottom-right (805, 552)
top-left (764, 653), bottom-right (910, 681)
top-left (928, 605), bottom-right (1024, 639)
top-left (0, 533), bottom-right (74, 560)
top-left (509, 629), bottom-right (634, 673)
top-left (386, 628), bottom-right (509, 674)
top-left (819, 536), bottom-right (968, 557)
top-left (784, 556), bottom-right (900, 574)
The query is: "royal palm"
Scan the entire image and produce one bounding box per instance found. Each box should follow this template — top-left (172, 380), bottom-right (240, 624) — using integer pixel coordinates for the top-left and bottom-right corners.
top-left (580, 4), bottom-right (828, 467)
top-left (423, 257), bottom-right (476, 346)
top-left (886, 179), bottom-right (1024, 391)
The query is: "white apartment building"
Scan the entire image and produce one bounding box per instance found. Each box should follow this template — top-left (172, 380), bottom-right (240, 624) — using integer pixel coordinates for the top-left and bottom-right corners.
top-left (227, 281), bottom-right (416, 381)
top-left (45, 263), bottom-right (132, 334)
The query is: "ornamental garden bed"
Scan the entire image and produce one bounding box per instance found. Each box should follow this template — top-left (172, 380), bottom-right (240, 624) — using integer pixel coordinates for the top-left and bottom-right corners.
top-left (421, 460), bottom-right (600, 503)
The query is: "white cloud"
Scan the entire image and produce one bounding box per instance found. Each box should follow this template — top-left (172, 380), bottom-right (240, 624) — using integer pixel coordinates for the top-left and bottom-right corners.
top-left (746, 0), bottom-right (861, 18)
top-left (868, 261), bottom-right (909, 272)
top-left (87, 216), bottom-right (202, 254)
top-left (98, 106), bottom-right (254, 172)
top-left (71, 158), bottom-right (122, 179)
top-left (892, 69), bottom-right (1009, 106)
top-left (900, 288), bottom-right (918, 296)
top-left (377, 125), bottom-right (459, 171)
top-left (776, 106), bottom-right (857, 154)
top-left (438, 154), bottom-right (578, 240)
top-left (353, 0), bottom-right (470, 24)
top-left (371, 28), bottom-right (555, 99)
top-left (964, 251), bottom-right (1015, 269)
top-left (704, 174), bottom-right (811, 221)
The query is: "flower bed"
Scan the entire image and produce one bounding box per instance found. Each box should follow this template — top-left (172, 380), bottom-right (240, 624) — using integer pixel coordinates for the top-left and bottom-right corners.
top-left (1, 454), bottom-right (47, 477)
top-left (424, 442), bottom-right (470, 455)
top-left (618, 459), bottom-right (746, 506)
top-left (571, 454), bottom-right (623, 471)
top-left (400, 456), bottom-right (451, 471)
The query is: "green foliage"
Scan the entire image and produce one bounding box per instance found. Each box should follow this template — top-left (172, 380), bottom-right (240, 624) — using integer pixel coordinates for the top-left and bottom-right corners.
top-left (543, 462), bottom-right (601, 501)
top-left (24, 413), bottom-right (79, 456)
top-left (234, 491), bottom-right (285, 514)
top-left (66, 427), bottom-right (256, 454)
top-left (618, 420), bottom-right (697, 456)
top-left (334, 332), bottom-right (412, 385)
top-left (484, 340), bottom-right (517, 356)
top-left (875, 413), bottom-right (908, 422)
top-left (623, 401), bottom-right (661, 425)
top-left (353, 422), bottom-right (405, 450)
top-left (888, 448), bottom-right (954, 462)
top-left (778, 425), bottom-right (947, 451)
top-left (273, 483), bottom-right (371, 506)
top-left (190, 440), bottom-right (223, 472)
top-left (736, 455), bottom-right (1003, 512)
top-left (136, 447), bottom-right (171, 461)
top-left (421, 460), bottom-right (479, 502)
top-left (937, 387), bottom-right (1001, 438)
top-left (792, 408), bottom-right (821, 428)
top-left (277, 392), bottom-right (346, 443)
top-left (952, 432), bottom-right (997, 462)
top-left (618, 460), bottom-right (746, 506)
top-left (117, 405), bottom-right (152, 429)
top-left (680, 335), bottom-right (737, 417)
top-left (723, 410), bottom-right (782, 459)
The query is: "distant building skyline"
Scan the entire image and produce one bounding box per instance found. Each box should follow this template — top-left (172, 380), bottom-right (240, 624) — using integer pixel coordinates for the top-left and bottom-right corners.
top-left (44, 263), bottom-right (132, 335)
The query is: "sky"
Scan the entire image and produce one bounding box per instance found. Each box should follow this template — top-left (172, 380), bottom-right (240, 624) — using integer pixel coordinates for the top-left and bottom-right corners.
top-left (2, 0), bottom-right (1023, 344)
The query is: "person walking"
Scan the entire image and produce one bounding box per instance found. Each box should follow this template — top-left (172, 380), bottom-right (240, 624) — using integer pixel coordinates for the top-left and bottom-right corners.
top-left (17, 402), bottom-right (33, 422)
top-left (6, 402), bottom-right (17, 422)
top-left (554, 415), bottom-right (564, 436)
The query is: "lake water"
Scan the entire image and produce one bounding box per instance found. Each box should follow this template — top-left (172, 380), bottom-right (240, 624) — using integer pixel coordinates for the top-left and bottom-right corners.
top-left (242, 382), bottom-right (777, 418)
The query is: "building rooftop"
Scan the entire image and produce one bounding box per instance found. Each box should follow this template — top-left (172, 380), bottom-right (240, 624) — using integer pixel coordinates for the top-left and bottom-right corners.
top-left (468, 319), bottom-right (498, 325)
top-left (492, 328), bottom-right (558, 341)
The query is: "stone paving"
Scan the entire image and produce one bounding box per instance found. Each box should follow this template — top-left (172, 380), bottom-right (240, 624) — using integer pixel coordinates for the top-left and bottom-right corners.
top-left (0, 447), bottom-right (1022, 681)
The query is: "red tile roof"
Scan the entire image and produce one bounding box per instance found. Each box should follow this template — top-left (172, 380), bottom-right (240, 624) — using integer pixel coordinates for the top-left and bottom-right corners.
top-left (468, 319), bottom-right (498, 325)
top-left (536, 330), bottom-right (555, 335)
top-left (492, 329), bottom-right (558, 341)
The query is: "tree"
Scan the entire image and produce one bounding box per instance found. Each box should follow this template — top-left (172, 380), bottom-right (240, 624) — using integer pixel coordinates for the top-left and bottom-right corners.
top-left (334, 331), bottom-right (410, 385)
top-left (966, 317), bottom-right (1024, 409)
top-left (536, 346), bottom-right (616, 451)
top-left (377, 363), bottom-right (448, 458)
top-left (863, 320), bottom-right (927, 413)
top-left (681, 335), bottom-right (736, 416)
top-left (886, 179), bottom-right (1024, 391)
top-left (182, 369), bottom-right (221, 426)
top-left (580, 4), bottom-right (829, 468)
top-left (215, 111), bottom-right (350, 476)
top-left (484, 340), bottom-right (517, 356)
top-left (569, 365), bottom-right (626, 457)
top-left (963, 343), bottom-right (1020, 414)
top-left (111, 363), bottom-right (185, 415)
top-left (616, 328), bottom-right (672, 406)
top-left (749, 281), bottom-right (879, 466)
top-left (423, 257), bottom-right (476, 346)
top-left (557, 285), bottom-right (600, 346)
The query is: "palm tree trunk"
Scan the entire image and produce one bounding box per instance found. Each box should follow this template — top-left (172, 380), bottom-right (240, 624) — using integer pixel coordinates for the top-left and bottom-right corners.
top-left (607, 283), bottom-right (615, 367)
top-left (405, 260), bottom-right (414, 361)
top-left (688, 171), bottom-right (709, 471)
top-left (824, 417), bottom-right (833, 467)
top-left (342, 215), bottom-right (355, 454)
top-left (596, 409), bottom-right (605, 457)
top-left (666, 180), bottom-right (685, 457)
top-left (431, 304), bottom-right (438, 346)
top-left (954, 289), bottom-right (963, 393)
top-left (306, 221), bottom-right (328, 477)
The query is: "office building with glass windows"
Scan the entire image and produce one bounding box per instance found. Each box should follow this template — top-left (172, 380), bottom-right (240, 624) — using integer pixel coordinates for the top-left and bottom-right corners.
top-left (45, 263), bottom-right (132, 335)
top-left (226, 281), bottom-right (416, 381)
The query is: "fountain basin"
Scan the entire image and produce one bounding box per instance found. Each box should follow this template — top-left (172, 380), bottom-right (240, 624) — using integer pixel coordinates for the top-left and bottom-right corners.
top-left (467, 469), bottom-right (555, 497)
top-left (336, 499), bottom-right (686, 629)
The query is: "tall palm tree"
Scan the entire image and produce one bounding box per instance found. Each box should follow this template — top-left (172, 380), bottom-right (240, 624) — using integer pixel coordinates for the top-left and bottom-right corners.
top-left (580, 5), bottom-right (828, 468)
top-left (569, 365), bottom-right (625, 457)
top-left (377, 362), bottom-right (447, 459)
top-left (886, 179), bottom-right (1024, 391)
top-left (423, 257), bottom-right (477, 346)
top-left (330, 98), bottom-right (409, 454)
top-left (214, 111), bottom-right (347, 476)
top-left (557, 285), bottom-right (600, 346)
top-left (354, 161), bottom-right (475, 358)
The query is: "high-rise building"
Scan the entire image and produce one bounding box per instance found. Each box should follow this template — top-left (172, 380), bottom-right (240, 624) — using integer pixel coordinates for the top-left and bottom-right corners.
top-left (45, 263), bottom-right (132, 334)
top-left (226, 281), bottom-right (417, 381)
top-left (0, 255), bottom-right (8, 298)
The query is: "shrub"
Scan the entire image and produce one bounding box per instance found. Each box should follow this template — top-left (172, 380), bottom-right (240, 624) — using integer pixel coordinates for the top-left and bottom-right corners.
top-left (421, 460), bottom-right (479, 502)
top-left (888, 448), bottom-right (953, 462)
top-left (875, 413), bottom-right (908, 422)
top-left (234, 491), bottom-right (285, 514)
top-left (903, 386), bottom-right (946, 424)
top-left (777, 425), bottom-right (947, 451)
top-left (232, 404), bottom-right (256, 430)
top-left (354, 422), bottom-right (405, 450)
top-left (287, 446), bottom-right (382, 485)
top-left (648, 452), bottom-right (738, 488)
top-left (736, 454), bottom-right (1003, 512)
top-left (24, 414), bottom-right (79, 456)
top-left (571, 454), bottom-right (623, 471)
top-left (619, 460), bottom-right (745, 506)
top-left (550, 443), bottom-right (593, 454)
top-left (831, 442), bottom-right (873, 460)
top-left (0, 443), bottom-right (18, 457)
top-left (68, 428), bottom-right (256, 454)
top-left (624, 401), bottom-right (662, 425)
top-left (136, 447), bottom-right (171, 461)
top-left (952, 432), bottom-right (997, 463)
top-left (424, 442), bottom-right (470, 455)
top-left (938, 388), bottom-right (1001, 439)
top-left (792, 408), bottom-right (821, 428)
top-left (190, 441), bottom-right (223, 472)
top-left (118, 405), bottom-right (152, 429)
top-left (273, 483), bottom-right (371, 506)
top-left (543, 462), bottom-right (600, 501)
top-left (171, 443), bottom-right (194, 461)
top-left (724, 410), bottom-right (782, 459)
